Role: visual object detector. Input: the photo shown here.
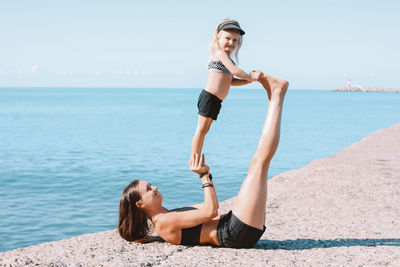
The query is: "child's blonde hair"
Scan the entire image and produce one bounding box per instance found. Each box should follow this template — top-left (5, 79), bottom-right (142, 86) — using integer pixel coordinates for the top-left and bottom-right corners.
top-left (210, 18), bottom-right (243, 64)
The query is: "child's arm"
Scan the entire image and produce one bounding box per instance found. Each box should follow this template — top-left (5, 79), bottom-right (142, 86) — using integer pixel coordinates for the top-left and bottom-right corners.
top-left (231, 78), bottom-right (252, 86)
top-left (217, 52), bottom-right (254, 81)
top-left (232, 70), bottom-right (264, 86)
top-left (215, 47), bottom-right (258, 81)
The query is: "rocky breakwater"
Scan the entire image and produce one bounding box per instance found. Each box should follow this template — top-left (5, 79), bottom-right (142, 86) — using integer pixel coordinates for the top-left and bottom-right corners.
top-left (334, 87), bottom-right (400, 92)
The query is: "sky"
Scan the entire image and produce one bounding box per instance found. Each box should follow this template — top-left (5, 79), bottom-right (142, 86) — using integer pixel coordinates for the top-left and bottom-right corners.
top-left (1, 0), bottom-right (399, 89)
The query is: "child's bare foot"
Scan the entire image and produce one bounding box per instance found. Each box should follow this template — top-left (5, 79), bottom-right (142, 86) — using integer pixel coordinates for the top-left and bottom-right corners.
top-left (258, 74), bottom-right (288, 101)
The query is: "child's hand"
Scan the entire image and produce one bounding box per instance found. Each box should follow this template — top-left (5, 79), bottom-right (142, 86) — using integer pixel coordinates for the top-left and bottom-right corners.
top-left (250, 70), bottom-right (263, 81)
top-left (189, 153), bottom-right (210, 175)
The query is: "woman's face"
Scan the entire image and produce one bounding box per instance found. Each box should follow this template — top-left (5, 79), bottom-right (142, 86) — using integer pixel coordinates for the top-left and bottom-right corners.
top-left (137, 180), bottom-right (163, 209)
top-left (218, 30), bottom-right (240, 54)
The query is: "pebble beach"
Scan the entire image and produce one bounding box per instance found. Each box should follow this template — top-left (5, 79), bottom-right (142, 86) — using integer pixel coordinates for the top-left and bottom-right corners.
top-left (1, 122), bottom-right (399, 266)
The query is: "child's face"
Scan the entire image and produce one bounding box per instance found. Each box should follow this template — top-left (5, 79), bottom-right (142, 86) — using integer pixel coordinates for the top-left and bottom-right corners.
top-left (218, 30), bottom-right (240, 55)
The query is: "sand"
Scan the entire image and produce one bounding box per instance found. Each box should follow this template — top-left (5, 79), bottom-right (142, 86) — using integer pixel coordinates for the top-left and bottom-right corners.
top-left (1, 123), bottom-right (399, 266)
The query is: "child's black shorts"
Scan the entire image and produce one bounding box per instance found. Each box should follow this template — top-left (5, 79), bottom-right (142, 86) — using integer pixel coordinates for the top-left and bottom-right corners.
top-left (197, 89), bottom-right (223, 120)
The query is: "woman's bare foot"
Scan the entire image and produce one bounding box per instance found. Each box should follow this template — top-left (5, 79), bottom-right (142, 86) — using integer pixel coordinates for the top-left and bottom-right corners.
top-left (258, 74), bottom-right (289, 101)
top-left (258, 74), bottom-right (272, 100)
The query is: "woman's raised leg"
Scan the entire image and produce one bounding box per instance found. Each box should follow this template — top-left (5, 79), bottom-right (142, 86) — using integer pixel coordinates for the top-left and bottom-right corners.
top-left (232, 74), bottom-right (288, 230)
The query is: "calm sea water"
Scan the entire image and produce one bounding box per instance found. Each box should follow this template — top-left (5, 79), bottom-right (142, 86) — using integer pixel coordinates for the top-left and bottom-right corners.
top-left (0, 87), bottom-right (399, 252)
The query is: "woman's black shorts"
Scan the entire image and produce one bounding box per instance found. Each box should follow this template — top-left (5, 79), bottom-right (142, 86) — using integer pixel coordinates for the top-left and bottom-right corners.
top-left (217, 211), bottom-right (265, 248)
top-left (197, 89), bottom-right (223, 120)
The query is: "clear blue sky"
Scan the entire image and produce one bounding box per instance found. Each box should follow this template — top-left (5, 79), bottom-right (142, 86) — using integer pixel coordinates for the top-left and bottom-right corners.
top-left (1, 0), bottom-right (399, 89)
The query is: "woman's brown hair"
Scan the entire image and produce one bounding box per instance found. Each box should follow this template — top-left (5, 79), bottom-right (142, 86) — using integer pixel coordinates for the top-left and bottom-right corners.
top-left (118, 180), bottom-right (151, 243)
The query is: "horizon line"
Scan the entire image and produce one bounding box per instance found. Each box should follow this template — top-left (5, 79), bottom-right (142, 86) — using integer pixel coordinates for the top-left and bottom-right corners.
top-left (0, 86), bottom-right (331, 90)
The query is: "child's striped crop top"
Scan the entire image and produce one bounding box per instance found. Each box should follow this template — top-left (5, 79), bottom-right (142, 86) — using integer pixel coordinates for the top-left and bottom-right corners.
top-left (208, 59), bottom-right (236, 76)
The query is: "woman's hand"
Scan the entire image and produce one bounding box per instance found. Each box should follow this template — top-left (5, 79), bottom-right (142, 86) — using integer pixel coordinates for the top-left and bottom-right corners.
top-left (189, 153), bottom-right (210, 175)
top-left (250, 70), bottom-right (263, 81)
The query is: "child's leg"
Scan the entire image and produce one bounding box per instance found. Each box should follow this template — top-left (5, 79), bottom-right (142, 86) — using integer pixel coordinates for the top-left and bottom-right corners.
top-left (232, 76), bottom-right (289, 230)
top-left (191, 115), bottom-right (214, 156)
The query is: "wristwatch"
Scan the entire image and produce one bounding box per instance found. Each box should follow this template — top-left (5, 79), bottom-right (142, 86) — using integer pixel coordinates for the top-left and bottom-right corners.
top-left (199, 171), bottom-right (213, 181)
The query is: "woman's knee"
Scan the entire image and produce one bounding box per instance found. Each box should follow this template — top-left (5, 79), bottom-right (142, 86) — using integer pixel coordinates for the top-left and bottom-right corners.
top-left (249, 155), bottom-right (271, 172)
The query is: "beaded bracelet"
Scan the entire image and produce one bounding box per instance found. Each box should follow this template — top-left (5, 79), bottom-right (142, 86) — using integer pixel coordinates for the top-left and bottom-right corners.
top-left (202, 182), bottom-right (214, 189)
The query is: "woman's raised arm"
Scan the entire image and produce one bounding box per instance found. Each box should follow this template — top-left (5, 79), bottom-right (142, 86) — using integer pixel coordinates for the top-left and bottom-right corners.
top-left (157, 154), bottom-right (218, 231)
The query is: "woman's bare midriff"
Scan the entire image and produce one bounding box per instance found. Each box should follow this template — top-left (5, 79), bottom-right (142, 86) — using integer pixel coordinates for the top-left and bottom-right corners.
top-left (204, 72), bottom-right (233, 100)
top-left (199, 215), bottom-right (221, 246)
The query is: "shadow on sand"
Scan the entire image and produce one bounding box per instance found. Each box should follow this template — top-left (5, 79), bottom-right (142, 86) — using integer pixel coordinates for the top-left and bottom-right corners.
top-left (254, 238), bottom-right (400, 250)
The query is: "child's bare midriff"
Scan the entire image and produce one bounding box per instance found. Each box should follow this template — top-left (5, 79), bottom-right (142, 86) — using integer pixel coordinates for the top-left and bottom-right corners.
top-left (204, 72), bottom-right (233, 100)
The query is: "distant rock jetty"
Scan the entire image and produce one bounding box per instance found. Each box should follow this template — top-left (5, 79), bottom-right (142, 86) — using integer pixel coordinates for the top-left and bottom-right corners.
top-left (334, 87), bottom-right (400, 92)
top-left (334, 79), bottom-right (399, 92)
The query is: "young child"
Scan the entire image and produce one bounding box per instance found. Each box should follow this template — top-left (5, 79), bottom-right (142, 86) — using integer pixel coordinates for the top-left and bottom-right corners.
top-left (190, 19), bottom-right (263, 164)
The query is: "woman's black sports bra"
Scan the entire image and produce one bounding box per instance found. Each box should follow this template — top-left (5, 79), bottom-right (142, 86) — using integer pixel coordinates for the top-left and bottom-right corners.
top-left (169, 206), bottom-right (202, 245)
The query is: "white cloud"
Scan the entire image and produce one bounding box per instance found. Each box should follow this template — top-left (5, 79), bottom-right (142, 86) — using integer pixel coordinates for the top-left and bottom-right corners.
top-left (93, 71), bottom-right (101, 76)
top-left (30, 65), bottom-right (39, 74)
top-left (0, 68), bottom-right (4, 76)
top-left (134, 69), bottom-right (140, 75)
top-left (59, 71), bottom-right (68, 76)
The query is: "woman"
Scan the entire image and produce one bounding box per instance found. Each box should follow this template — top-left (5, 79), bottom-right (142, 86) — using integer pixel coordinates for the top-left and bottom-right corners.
top-left (119, 76), bottom-right (289, 248)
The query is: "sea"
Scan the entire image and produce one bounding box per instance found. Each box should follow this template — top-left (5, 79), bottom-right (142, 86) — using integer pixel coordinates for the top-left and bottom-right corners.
top-left (0, 87), bottom-right (399, 252)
